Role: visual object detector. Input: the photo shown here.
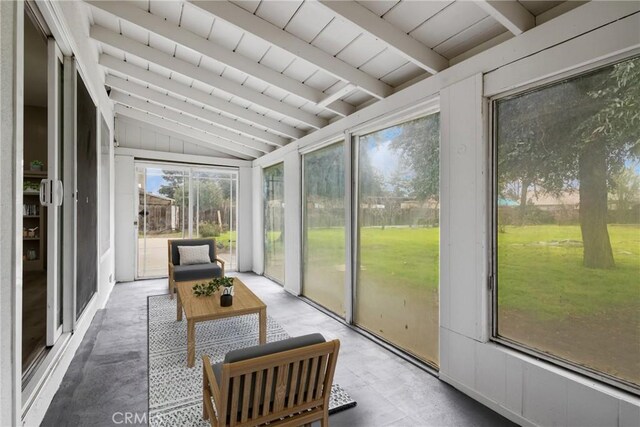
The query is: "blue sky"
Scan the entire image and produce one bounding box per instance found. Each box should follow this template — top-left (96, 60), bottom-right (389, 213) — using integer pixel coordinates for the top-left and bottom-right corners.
top-left (145, 168), bottom-right (169, 194)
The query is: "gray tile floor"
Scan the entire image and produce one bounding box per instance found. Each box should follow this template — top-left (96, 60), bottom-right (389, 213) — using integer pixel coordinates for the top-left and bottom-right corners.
top-left (43, 273), bottom-right (516, 427)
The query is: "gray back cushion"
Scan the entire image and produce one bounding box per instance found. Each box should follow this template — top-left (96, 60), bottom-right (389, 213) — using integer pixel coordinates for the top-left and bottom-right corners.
top-left (224, 333), bottom-right (326, 364)
top-left (170, 239), bottom-right (215, 265)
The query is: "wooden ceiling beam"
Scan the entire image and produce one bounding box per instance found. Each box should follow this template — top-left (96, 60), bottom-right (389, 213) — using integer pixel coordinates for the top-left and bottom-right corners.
top-left (91, 25), bottom-right (327, 129)
top-left (86, 1), bottom-right (354, 117)
top-left (189, 0), bottom-right (393, 99)
top-left (475, 1), bottom-right (535, 35)
top-left (318, 1), bottom-right (449, 74)
top-left (106, 75), bottom-right (287, 147)
top-left (113, 104), bottom-right (263, 159)
top-left (99, 54), bottom-right (306, 139)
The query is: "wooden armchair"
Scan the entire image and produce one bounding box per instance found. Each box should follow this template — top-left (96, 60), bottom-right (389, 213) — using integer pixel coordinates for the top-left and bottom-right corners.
top-left (167, 239), bottom-right (225, 298)
top-left (202, 334), bottom-right (340, 427)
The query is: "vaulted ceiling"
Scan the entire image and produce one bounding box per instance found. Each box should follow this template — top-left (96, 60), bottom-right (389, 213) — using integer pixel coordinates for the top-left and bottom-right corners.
top-left (85, 0), bottom-right (573, 160)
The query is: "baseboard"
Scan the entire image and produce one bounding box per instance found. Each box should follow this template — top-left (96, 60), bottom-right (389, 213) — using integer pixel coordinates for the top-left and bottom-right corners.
top-left (439, 373), bottom-right (535, 427)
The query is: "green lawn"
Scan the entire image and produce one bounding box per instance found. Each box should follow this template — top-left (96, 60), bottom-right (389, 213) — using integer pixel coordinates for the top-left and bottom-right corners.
top-left (305, 224), bottom-right (639, 320)
top-left (498, 224), bottom-right (639, 319)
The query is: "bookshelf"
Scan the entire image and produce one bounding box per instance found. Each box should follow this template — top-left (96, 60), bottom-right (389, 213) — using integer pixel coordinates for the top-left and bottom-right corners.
top-left (23, 171), bottom-right (47, 271)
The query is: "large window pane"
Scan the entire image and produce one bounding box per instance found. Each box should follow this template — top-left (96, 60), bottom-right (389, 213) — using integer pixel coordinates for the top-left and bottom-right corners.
top-left (264, 163), bottom-right (285, 283)
top-left (303, 142), bottom-right (346, 316)
top-left (76, 72), bottom-right (97, 319)
top-left (495, 57), bottom-right (640, 387)
top-left (356, 114), bottom-right (440, 366)
top-left (192, 169), bottom-right (238, 270)
top-left (137, 166), bottom-right (188, 278)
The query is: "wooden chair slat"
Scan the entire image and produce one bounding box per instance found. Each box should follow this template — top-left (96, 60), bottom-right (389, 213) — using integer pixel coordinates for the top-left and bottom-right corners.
top-left (286, 360), bottom-right (300, 408)
top-left (306, 356), bottom-right (319, 403)
top-left (229, 378), bottom-right (240, 427)
top-left (273, 363), bottom-right (288, 412)
top-left (262, 367), bottom-right (274, 417)
top-left (240, 373), bottom-right (251, 423)
top-left (251, 369), bottom-right (263, 420)
top-left (297, 358), bottom-right (310, 406)
top-left (314, 354), bottom-right (328, 401)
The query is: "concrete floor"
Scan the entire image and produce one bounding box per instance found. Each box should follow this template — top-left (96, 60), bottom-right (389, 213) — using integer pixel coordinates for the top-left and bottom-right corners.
top-left (42, 273), bottom-right (516, 427)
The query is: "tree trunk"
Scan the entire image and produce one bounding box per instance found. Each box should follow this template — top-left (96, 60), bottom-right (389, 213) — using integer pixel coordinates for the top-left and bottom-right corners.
top-left (519, 179), bottom-right (530, 225)
top-left (578, 143), bottom-right (615, 269)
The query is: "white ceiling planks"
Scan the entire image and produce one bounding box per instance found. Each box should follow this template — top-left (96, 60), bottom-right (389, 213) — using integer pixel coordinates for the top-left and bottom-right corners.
top-left (110, 90), bottom-right (275, 153)
top-left (81, 0), bottom-right (573, 159)
top-left (113, 105), bottom-right (262, 159)
top-left (317, 0), bottom-right (449, 74)
top-left (87, 1), bottom-right (354, 117)
top-left (188, 0), bottom-right (394, 99)
top-left (117, 116), bottom-right (240, 159)
top-left (99, 54), bottom-right (306, 139)
top-left (90, 25), bottom-right (328, 129)
top-left (106, 75), bottom-right (288, 147)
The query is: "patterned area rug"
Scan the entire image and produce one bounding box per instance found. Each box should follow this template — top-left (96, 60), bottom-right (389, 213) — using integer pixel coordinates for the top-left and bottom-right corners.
top-left (148, 294), bottom-right (356, 426)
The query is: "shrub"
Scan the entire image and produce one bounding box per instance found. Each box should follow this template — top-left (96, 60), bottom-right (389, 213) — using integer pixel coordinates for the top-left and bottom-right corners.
top-left (199, 221), bottom-right (222, 238)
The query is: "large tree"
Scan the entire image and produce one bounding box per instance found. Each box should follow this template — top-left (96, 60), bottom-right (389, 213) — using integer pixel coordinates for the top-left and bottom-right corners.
top-left (388, 113), bottom-right (440, 201)
top-left (497, 56), bottom-right (640, 268)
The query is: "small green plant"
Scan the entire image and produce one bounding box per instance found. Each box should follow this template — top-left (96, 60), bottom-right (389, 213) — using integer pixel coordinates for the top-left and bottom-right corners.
top-left (192, 276), bottom-right (233, 296)
top-left (30, 160), bottom-right (43, 167)
top-left (192, 280), bottom-right (220, 297)
top-left (23, 181), bottom-right (40, 191)
top-left (212, 276), bottom-right (234, 288)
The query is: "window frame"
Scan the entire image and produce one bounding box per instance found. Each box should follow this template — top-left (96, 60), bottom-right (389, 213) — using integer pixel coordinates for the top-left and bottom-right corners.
top-left (263, 162), bottom-right (285, 286)
top-left (351, 108), bottom-right (442, 369)
top-left (489, 54), bottom-right (640, 395)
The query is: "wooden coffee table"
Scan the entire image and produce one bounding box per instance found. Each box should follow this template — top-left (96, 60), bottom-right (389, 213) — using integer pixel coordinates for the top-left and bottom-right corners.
top-left (176, 277), bottom-right (267, 367)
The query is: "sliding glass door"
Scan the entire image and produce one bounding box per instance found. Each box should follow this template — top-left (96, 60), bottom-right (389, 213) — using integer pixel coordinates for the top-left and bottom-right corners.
top-left (137, 166), bottom-right (189, 278)
top-left (355, 114), bottom-right (440, 366)
top-left (136, 164), bottom-right (237, 279)
top-left (192, 170), bottom-right (237, 268)
top-left (263, 163), bottom-right (285, 284)
top-left (302, 142), bottom-right (346, 316)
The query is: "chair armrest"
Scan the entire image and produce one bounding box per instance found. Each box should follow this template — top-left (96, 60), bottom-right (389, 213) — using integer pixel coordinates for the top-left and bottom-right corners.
top-left (202, 355), bottom-right (222, 412)
top-left (215, 258), bottom-right (225, 276)
top-left (168, 261), bottom-right (175, 277)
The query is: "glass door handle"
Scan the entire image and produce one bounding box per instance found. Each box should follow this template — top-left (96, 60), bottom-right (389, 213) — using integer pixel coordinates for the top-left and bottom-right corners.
top-left (39, 179), bottom-right (50, 206)
top-left (54, 180), bottom-right (64, 207)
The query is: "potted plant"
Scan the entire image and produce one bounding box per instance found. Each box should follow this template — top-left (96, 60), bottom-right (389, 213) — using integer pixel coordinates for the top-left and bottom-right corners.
top-left (30, 160), bottom-right (43, 171)
top-left (214, 276), bottom-right (234, 307)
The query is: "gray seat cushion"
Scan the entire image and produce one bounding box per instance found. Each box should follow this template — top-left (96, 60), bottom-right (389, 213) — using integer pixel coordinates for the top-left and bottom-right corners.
top-left (225, 333), bottom-right (326, 365)
top-left (210, 334), bottom-right (327, 419)
top-left (170, 239), bottom-right (216, 265)
top-left (173, 263), bottom-right (222, 282)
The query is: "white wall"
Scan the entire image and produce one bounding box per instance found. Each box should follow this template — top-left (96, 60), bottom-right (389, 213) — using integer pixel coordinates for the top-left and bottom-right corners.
top-left (283, 151), bottom-right (302, 295)
top-left (237, 166), bottom-right (253, 272)
top-left (249, 3), bottom-right (640, 426)
top-left (437, 15), bottom-right (640, 427)
top-left (114, 154), bottom-right (136, 282)
top-left (251, 166), bottom-right (264, 275)
top-left (115, 117), bottom-right (235, 159)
